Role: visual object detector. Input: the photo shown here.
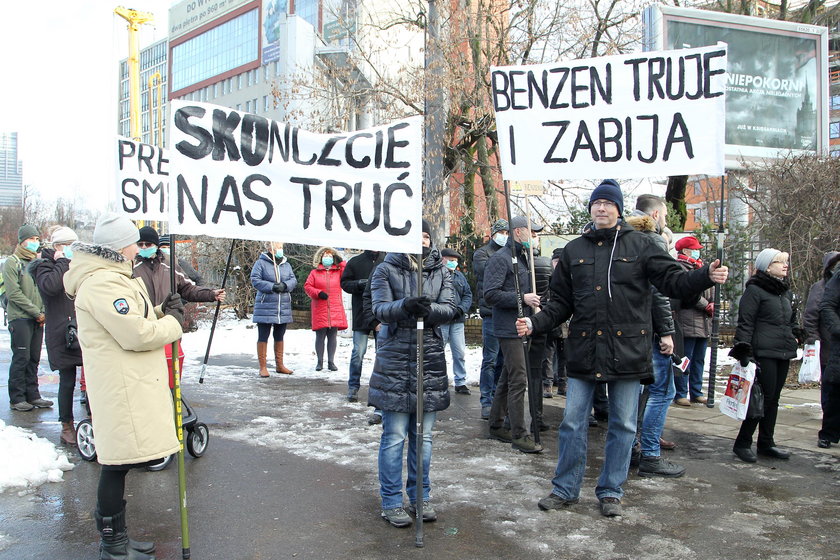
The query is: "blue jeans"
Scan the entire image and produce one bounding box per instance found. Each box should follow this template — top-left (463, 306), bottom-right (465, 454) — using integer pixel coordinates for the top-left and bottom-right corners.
top-left (479, 318), bottom-right (501, 407)
top-left (378, 411), bottom-right (437, 509)
top-left (550, 377), bottom-right (640, 501)
top-left (441, 322), bottom-right (467, 386)
top-left (347, 330), bottom-right (370, 392)
top-left (640, 342), bottom-right (676, 457)
top-left (675, 337), bottom-right (707, 400)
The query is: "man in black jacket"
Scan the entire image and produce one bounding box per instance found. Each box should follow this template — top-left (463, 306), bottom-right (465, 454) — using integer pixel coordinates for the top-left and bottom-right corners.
top-left (473, 219), bottom-right (509, 419)
top-left (519, 179), bottom-right (728, 517)
top-left (341, 250), bottom-right (381, 402)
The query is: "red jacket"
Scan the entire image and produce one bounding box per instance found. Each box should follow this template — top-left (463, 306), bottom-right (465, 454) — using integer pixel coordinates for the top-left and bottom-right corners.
top-left (304, 247), bottom-right (348, 330)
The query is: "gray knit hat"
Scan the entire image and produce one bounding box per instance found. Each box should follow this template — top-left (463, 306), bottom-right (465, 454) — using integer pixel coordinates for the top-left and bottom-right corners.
top-left (94, 213), bottom-right (139, 251)
top-left (754, 248), bottom-right (781, 272)
top-left (50, 226), bottom-right (78, 245)
top-left (18, 224), bottom-right (39, 242)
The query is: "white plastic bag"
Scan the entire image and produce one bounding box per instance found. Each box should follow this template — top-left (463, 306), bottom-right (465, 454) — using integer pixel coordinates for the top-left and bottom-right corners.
top-left (719, 361), bottom-right (757, 421)
top-left (799, 341), bottom-right (821, 384)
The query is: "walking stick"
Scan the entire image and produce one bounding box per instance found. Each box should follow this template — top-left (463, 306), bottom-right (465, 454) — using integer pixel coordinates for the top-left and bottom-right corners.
top-left (706, 174), bottom-right (726, 408)
top-left (199, 239), bottom-right (235, 384)
top-left (503, 180), bottom-right (540, 445)
top-left (415, 250), bottom-right (425, 548)
top-left (168, 234), bottom-right (191, 558)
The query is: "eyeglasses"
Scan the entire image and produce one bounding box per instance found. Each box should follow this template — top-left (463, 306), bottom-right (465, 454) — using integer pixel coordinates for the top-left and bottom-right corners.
top-left (591, 200), bottom-right (617, 209)
top-left (137, 242), bottom-right (155, 248)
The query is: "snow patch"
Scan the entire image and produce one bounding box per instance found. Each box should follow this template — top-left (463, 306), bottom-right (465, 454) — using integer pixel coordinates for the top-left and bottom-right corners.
top-left (0, 420), bottom-right (74, 494)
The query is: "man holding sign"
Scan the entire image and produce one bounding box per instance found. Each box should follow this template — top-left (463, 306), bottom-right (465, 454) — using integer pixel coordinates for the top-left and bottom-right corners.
top-left (517, 180), bottom-right (728, 517)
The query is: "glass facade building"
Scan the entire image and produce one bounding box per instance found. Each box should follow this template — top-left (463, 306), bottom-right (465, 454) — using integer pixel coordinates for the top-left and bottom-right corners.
top-left (118, 39), bottom-right (169, 143)
top-left (0, 132), bottom-right (23, 207)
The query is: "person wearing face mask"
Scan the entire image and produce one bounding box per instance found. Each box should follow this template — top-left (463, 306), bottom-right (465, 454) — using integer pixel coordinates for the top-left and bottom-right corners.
top-left (672, 236), bottom-right (714, 407)
top-left (158, 234), bottom-right (203, 285)
top-left (251, 242), bottom-right (297, 376)
top-left (440, 248), bottom-right (473, 395)
top-left (472, 218), bottom-right (510, 419)
top-left (4, 224), bottom-right (52, 412)
top-left (64, 213), bottom-right (185, 560)
top-left (729, 249), bottom-right (803, 463)
top-left (29, 226), bottom-right (83, 444)
top-left (304, 247), bottom-right (348, 371)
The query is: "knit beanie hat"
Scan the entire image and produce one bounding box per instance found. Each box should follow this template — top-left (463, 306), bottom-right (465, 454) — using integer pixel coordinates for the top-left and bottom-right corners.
top-left (754, 248), bottom-right (781, 272)
top-left (18, 224), bottom-right (39, 242)
top-left (138, 226), bottom-right (160, 246)
top-left (588, 179), bottom-right (624, 217)
top-left (50, 226), bottom-right (78, 245)
top-left (491, 219), bottom-right (509, 235)
top-left (94, 213), bottom-right (139, 251)
top-left (159, 234), bottom-right (171, 247)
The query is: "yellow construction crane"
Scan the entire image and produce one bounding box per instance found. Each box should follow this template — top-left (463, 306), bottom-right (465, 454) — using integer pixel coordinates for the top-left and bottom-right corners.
top-left (115, 6), bottom-right (154, 142)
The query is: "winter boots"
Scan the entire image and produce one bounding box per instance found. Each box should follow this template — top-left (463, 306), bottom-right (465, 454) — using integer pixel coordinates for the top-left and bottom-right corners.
top-left (274, 341), bottom-right (293, 374)
top-left (60, 421), bottom-right (76, 446)
top-left (257, 342), bottom-right (270, 377)
top-left (95, 507), bottom-right (156, 560)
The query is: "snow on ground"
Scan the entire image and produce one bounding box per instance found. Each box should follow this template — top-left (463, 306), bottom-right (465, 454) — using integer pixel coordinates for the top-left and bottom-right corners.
top-left (0, 419), bottom-right (74, 495)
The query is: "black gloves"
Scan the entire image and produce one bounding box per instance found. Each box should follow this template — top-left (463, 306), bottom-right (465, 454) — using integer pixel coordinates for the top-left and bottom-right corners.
top-left (318, 291), bottom-right (329, 300)
top-left (272, 282), bottom-right (286, 293)
top-left (162, 293), bottom-right (185, 324)
top-left (792, 326), bottom-right (807, 345)
top-left (453, 308), bottom-right (465, 321)
top-left (404, 296), bottom-right (432, 318)
top-left (358, 279), bottom-right (368, 288)
top-left (729, 341), bottom-right (753, 368)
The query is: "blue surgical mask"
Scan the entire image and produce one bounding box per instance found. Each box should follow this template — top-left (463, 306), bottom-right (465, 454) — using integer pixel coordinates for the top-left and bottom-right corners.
top-left (160, 247), bottom-right (170, 256)
top-left (25, 241), bottom-right (40, 253)
top-left (63, 247), bottom-right (74, 260)
top-left (521, 240), bottom-right (531, 249)
top-left (274, 250), bottom-right (284, 259)
top-left (493, 233), bottom-right (508, 246)
top-left (445, 260), bottom-right (458, 270)
top-left (690, 250), bottom-right (701, 260)
top-left (139, 247), bottom-right (157, 259)
top-left (322, 256), bottom-right (334, 267)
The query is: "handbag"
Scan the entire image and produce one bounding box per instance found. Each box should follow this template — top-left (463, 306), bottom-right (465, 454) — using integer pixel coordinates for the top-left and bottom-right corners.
top-left (65, 318), bottom-right (81, 351)
top-left (746, 378), bottom-right (764, 420)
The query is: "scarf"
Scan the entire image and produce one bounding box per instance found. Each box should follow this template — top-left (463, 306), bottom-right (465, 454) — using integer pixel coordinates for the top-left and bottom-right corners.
top-left (13, 244), bottom-right (37, 262)
top-left (677, 253), bottom-right (703, 269)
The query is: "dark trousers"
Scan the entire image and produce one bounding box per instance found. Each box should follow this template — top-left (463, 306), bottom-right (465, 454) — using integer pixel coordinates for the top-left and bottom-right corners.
top-left (58, 367), bottom-right (78, 423)
top-left (490, 338), bottom-right (530, 439)
top-left (819, 380), bottom-right (840, 443)
top-left (315, 327), bottom-right (338, 364)
top-left (8, 318), bottom-right (43, 404)
top-left (735, 357), bottom-right (790, 449)
top-left (97, 468), bottom-right (129, 516)
top-left (527, 334), bottom-right (547, 426)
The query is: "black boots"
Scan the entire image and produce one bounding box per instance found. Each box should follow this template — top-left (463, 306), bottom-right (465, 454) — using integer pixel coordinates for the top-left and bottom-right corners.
top-left (96, 508), bottom-right (156, 559)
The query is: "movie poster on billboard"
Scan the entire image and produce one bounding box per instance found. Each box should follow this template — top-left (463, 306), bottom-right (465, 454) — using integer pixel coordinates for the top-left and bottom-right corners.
top-left (168, 101), bottom-right (424, 253)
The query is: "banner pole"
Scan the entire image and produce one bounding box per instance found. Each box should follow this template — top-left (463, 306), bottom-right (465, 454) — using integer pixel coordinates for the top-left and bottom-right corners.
top-left (706, 174), bottom-right (726, 408)
top-left (414, 252), bottom-right (425, 548)
top-left (199, 239), bottom-right (235, 384)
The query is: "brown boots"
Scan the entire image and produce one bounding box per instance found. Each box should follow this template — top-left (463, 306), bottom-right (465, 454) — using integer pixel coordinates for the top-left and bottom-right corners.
top-left (257, 342), bottom-right (270, 377)
top-left (274, 341), bottom-right (293, 374)
top-left (60, 421), bottom-right (76, 446)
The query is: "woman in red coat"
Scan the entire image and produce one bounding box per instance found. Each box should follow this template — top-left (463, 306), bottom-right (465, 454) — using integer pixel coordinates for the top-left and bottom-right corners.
top-left (304, 247), bottom-right (348, 371)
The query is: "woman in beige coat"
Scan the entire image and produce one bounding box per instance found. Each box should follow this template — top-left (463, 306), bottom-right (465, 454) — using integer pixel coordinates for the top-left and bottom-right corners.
top-left (64, 214), bottom-right (185, 560)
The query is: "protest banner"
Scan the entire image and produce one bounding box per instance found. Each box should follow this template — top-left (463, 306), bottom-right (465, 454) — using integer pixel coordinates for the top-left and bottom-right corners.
top-left (168, 101), bottom-right (424, 253)
top-left (491, 44), bottom-right (727, 180)
top-left (115, 136), bottom-right (169, 221)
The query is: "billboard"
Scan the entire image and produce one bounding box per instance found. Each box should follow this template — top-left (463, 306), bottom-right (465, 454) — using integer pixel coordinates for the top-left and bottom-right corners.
top-left (262, 0), bottom-right (287, 64)
top-left (169, 0), bottom-right (252, 39)
top-left (644, 5), bottom-right (829, 166)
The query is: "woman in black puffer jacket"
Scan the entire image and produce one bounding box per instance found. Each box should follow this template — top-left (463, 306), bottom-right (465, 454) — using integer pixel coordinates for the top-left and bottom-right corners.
top-left (730, 249), bottom-right (802, 463)
top-left (368, 221), bottom-right (456, 528)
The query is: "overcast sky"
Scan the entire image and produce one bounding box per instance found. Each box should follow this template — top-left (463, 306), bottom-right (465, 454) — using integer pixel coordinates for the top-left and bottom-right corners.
top-left (0, 2), bottom-right (173, 210)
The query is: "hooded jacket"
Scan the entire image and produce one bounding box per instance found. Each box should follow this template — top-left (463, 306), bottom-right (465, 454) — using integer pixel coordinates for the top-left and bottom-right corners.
top-left (368, 249), bottom-right (456, 413)
top-left (340, 250), bottom-right (380, 332)
top-left (473, 237), bottom-right (506, 317)
top-left (804, 251), bottom-right (840, 365)
top-left (304, 247), bottom-right (348, 330)
top-left (133, 252), bottom-right (216, 307)
top-left (250, 252), bottom-right (297, 325)
top-left (820, 270), bottom-right (840, 383)
top-left (3, 251), bottom-right (43, 322)
top-left (735, 271), bottom-right (799, 361)
top-left (63, 242), bottom-right (183, 465)
top-left (625, 211), bottom-right (676, 338)
top-left (529, 220), bottom-right (715, 383)
top-left (29, 248), bottom-right (83, 370)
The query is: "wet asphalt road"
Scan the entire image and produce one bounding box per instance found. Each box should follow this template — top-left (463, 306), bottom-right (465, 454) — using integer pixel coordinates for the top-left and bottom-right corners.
top-left (2, 340), bottom-right (840, 559)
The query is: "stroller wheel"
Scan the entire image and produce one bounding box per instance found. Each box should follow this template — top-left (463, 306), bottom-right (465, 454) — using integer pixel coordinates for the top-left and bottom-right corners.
top-left (76, 419), bottom-right (97, 462)
top-left (146, 454), bottom-right (174, 472)
top-left (186, 423), bottom-right (209, 458)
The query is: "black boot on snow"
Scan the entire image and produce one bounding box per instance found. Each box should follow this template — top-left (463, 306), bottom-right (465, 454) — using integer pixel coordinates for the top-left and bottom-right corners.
top-left (96, 509), bottom-right (156, 560)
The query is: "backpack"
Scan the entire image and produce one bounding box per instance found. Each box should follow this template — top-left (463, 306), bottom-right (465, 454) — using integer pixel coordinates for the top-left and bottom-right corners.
top-left (0, 255), bottom-right (21, 310)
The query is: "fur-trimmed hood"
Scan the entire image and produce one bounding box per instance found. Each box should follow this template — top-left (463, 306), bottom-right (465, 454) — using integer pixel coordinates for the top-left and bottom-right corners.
top-left (625, 210), bottom-right (658, 233)
top-left (63, 241), bottom-right (133, 298)
top-left (311, 246), bottom-right (344, 268)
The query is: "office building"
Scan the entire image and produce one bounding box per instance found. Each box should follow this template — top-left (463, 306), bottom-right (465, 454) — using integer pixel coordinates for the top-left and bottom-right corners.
top-left (0, 132), bottom-right (23, 207)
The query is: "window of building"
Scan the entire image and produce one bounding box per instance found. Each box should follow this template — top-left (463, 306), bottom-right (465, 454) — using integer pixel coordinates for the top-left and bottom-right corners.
top-left (693, 182), bottom-right (701, 196)
top-left (264, 95), bottom-right (270, 112)
top-left (693, 208), bottom-right (702, 224)
top-left (245, 100), bottom-right (251, 112)
top-left (832, 95), bottom-right (840, 109)
top-left (238, 74), bottom-right (243, 90)
top-left (170, 8), bottom-right (259, 92)
top-left (831, 149), bottom-right (840, 158)
top-left (295, 0), bottom-right (320, 33)
top-left (831, 121), bottom-right (840, 138)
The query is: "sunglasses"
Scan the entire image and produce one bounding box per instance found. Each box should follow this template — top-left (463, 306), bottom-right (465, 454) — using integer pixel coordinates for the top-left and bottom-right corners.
top-left (137, 242), bottom-right (156, 248)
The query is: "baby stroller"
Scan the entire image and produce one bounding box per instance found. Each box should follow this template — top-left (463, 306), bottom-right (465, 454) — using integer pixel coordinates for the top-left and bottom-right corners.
top-left (76, 344), bottom-right (209, 468)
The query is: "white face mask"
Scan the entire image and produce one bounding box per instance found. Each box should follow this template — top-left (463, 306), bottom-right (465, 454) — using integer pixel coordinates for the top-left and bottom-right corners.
top-left (493, 233), bottom-right (508, 246)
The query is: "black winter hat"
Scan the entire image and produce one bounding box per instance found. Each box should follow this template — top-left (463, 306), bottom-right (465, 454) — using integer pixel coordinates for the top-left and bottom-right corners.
top-left (588, 179), bottom-right (624, 217)
top-left (138, 226), bottom-right (160, 246)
